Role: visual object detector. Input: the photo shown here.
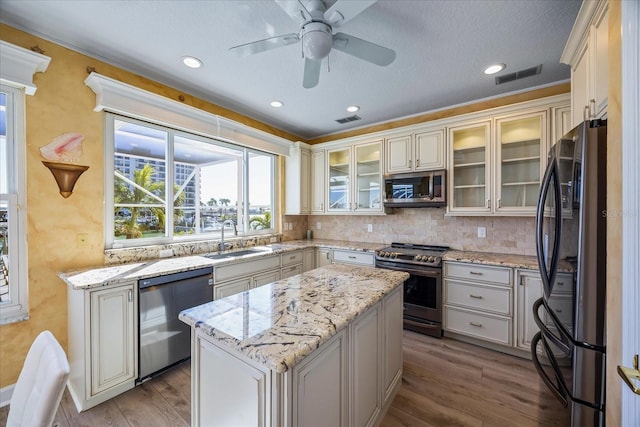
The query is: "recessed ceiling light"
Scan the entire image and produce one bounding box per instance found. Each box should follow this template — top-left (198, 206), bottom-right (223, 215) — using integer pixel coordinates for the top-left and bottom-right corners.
top-left (182, 56), bottom-right (203, 69)
top-left (270, 100), bottom-right (284, 108)
top-left (347, 105), bottom-right (360, 112)
top-left (483, 64), bottom-right (506, 75)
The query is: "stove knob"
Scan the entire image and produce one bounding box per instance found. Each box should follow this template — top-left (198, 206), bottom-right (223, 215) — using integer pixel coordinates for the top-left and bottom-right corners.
top-left (383, 252), bottom-right (390, 257)
top-left (428, 256), bottom-right (435, 263)
top-left (414, 255), bottom-right (421, 261)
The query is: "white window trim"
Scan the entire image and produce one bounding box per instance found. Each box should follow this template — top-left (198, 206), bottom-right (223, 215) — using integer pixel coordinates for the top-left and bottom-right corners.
top-left (0, 42), bottom-right (49, 324)
top-left (84, 72), bottom-right (292, 156)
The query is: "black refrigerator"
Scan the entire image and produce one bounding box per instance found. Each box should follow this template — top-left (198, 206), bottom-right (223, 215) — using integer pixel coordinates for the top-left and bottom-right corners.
top-left (531, 120), bottom-right (607, 426)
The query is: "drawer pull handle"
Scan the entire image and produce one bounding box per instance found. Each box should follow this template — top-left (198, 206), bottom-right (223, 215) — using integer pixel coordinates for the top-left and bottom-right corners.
top-left (557, 282), bottom-right (565, 286)
top-left (469, 294), bottom-right (483, 299)
top-left (469, 271), bottom-right (483, 275)
top-left (555, 309), bottom-right (563, 313)
top-left (469, 322), bottom-right (483, 327)
top-left (348, 256), bottom-right (357, 259)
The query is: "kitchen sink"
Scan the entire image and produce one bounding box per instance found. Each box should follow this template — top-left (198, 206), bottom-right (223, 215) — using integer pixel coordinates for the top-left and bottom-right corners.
top-left (204, 246), bottom-right (273, 260)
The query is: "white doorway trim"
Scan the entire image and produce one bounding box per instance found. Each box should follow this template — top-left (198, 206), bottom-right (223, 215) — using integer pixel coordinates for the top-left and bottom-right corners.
top-left (621, 0), bottom-right (640, 423)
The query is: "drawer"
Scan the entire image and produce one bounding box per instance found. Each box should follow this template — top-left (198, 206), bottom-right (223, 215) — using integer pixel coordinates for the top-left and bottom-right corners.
top-left (444, 305), bottom-right (512, 346)
top-left (281, 251), bottom-right (304, 266)
top-left (281, 264), bottom-right (302, 279)
top-left (444, 280), bottom-right (511, 316)
top-left (444, 262), bottom-right (511, 286)
top-left (552, 273), bottom-right (573, 296)
top-left (215, 255), bottom-right (280, 282)
top-left (332, 250), bottom-right (375, 266)
top-left (544, 295), bottom-right (573, 327)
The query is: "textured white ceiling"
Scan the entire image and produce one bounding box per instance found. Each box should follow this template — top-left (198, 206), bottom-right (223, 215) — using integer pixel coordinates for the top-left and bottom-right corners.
top-left (0, 0), bottom-right (582, 140)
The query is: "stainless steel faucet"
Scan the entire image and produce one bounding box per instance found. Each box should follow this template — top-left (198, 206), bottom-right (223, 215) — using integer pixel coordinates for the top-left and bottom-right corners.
top-left (220, 219), bottom-right (237, 251)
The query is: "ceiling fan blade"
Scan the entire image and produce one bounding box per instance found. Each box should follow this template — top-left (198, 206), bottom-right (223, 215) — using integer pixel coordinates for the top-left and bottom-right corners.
top-left (332, 32), bottom-right (396, 66)
top-left (303, 58), bottom-right (321, 88)
top-left (324, 0), bottom-right (377, 27)
top-left (229, 33), bottom-right (300, 57)
top-left (274, 0), bottom-right (312, 24)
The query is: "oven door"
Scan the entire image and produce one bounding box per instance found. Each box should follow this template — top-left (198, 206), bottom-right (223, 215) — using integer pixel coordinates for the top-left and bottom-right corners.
top-left (376, 260), bottom-right (442, 337)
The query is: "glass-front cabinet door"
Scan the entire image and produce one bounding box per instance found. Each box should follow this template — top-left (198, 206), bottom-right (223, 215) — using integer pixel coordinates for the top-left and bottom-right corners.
top-left (448, 121), bottom-right (491, 213)
top-left (354, 140), bottom-right (382, 211)
top-left (327, 147), bottom-right (351, 212)
top-left (495, 111), bottom-right (547, 214)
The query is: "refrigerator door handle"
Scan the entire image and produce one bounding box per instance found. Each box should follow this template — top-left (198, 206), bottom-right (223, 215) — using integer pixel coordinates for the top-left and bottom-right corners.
top-left (532, 298), bottom-right (572, 355)
top-left (531, 331), bottom-right (569, 407)
top-left (536, 156), bottom-right (562, 298)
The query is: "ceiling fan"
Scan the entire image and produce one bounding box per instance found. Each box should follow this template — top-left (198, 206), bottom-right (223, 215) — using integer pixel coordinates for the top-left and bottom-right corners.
top-left (229, 0), bottom-right (396, 88)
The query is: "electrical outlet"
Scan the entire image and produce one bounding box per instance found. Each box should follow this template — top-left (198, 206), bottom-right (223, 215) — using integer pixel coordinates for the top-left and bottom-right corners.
top-left (367, 224), bottom-right (373, 232)
top-left (316, 222), bottom-right (321, 230)
top-left (76, 233), bottom-right (88, 248)
top-left (478, 227), bottom-right (486, 238)
top-left (270, 237), bottom-right (278, 243)
top-left (159, 249), bottom-right (173, 258)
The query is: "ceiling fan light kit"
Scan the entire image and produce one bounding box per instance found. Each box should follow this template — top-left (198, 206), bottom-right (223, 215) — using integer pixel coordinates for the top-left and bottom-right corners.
top-left (229, 0), bottom-right (395, 89)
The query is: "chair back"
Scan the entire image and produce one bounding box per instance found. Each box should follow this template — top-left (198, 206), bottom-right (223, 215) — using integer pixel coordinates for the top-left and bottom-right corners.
top-left (7, 330), bottom-right (70, 427)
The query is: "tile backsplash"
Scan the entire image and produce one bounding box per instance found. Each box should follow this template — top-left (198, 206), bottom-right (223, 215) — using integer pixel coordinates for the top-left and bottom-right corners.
top-left (303, 208), bottom-right (538, 256)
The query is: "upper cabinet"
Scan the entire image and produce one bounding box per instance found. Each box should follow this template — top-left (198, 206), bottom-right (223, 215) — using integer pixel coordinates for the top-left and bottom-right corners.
top-left (285, 142), bottom-right (311, 215)
top-left (495, 111), bottom-right (547, 214)
top-left (385, 127), bottom-right (446, 174)
top-left (326, 140), bottom-right (383, 214)
top-left (310, 150), bottom-right (326, 213)
top-left (448, 109), bottom-right (548, 216)
top-left (561, 0), bottom-right (609, 128)
top-left (448, 120), bottom-right (492, 214)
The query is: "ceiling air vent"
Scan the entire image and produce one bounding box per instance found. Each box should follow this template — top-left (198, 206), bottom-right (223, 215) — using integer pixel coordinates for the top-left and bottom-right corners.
top-left (335, 115), bottom-right (361, 124)
top-left (495, 65), bottom-right (542, 85)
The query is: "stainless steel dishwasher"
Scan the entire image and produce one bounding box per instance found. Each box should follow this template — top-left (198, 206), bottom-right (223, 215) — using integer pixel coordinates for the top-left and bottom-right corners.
top-left (138, 266), bottom-right (213, 381)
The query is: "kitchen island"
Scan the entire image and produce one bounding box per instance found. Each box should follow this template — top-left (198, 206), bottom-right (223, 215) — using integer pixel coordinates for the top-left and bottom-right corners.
top-left (179, 264), bottom-right (409, 427)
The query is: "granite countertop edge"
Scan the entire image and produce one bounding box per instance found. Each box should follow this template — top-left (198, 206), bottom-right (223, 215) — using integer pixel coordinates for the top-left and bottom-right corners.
top-left (443, 250), bottom-right (575, 273)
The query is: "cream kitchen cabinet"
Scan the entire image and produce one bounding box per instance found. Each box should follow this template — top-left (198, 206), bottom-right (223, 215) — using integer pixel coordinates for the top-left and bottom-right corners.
top-left (562, 0), bottom-right (609, 128)
top-left (448, 120), bottom-right (492, 214)
top-left (310, 149), bottom-right (326, 213)
top-left (67, 282), bottom-right (137, 411)
top-left (326, 140), bottom-right (383, 214)
top-left (516, 269), bottom-right (573, 359)
top-left (494, 110), bottom-right (547, 214)
top-left (281, 249), bottom-right (304, 279)
top-left (316, 248), bottom-right (333, 267)
top-left (385, 127), bottom-right (446, 174)
top-left (285, 142), bottom-right (311, 215)
top-left (443, 262), bottom-right (513, 346)
top-left (448, 108), bottom-right (550, 216)
top-left (302, 248), bottom-right (315, 272)
top-left (332, 249), bottom-right (375, 266)
top-left (214, 254), bottom-right (281, 299)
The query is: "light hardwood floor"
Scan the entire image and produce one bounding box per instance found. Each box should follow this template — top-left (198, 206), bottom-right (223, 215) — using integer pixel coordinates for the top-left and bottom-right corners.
top-left (0, 331), bottom-right (570, 426)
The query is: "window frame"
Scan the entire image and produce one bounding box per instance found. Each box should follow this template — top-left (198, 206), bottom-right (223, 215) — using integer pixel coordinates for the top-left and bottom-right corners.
top-left (0, 84), bottom-right (29, 324)
top-left (105, 113), bottom-right (277, 248)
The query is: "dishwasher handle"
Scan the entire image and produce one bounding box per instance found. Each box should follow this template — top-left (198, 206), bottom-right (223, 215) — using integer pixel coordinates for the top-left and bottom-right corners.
top-left (139, 266), bottom-right (213, 289)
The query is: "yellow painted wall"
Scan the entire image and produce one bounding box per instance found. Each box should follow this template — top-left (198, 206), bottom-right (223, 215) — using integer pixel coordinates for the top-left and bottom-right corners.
top-left (0, 24), bottom-right (299, 388)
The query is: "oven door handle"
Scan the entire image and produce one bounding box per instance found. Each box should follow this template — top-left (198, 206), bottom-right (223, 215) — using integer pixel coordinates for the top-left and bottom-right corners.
top-left (376, 262), bottom-right (441, 277)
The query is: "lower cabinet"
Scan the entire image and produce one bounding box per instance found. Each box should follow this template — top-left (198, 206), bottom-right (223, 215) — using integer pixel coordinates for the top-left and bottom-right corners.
top-left (351, 302), bottom-right (382, 427)
top-left (332, 249), bottom-right (375, 266)
top-left (213, 255), bottom-right (280, 299)
top-left (293, 330), bottom-right (348, 427)
top-left (316, 248), bottom-right (333, 267)
top-left (67, 282), bottom-right (137, 411)
top-left (191, 285), bottom-right (403, 427)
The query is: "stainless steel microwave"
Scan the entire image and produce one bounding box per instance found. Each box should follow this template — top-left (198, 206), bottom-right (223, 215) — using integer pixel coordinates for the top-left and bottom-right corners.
top-left (383, 170), bottom-right (446, 207)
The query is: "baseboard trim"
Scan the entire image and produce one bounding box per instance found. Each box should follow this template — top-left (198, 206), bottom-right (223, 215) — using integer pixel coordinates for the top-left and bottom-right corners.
top-left (0, 383), bottom-right (15, 408)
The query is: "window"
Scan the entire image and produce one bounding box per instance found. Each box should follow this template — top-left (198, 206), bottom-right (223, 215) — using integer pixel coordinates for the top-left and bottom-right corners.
top-left (107, 114), bottom-right (275, 247)
top-left (0, 84), bottom-right (29, 324)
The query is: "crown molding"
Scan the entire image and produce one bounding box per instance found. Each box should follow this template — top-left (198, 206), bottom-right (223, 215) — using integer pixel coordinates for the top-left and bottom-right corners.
top-left (0, 40), bottom-right (51, 95)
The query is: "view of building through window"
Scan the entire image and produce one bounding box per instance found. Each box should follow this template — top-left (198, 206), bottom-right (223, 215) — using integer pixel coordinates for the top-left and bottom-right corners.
top-left (110, 116), bottom-right (274, 245)
top-left (0, 91), bottom-right (9, 302)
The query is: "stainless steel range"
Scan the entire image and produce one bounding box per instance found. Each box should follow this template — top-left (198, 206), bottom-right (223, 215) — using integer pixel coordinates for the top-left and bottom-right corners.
top-left (375, 243), bottom-right (449, 338)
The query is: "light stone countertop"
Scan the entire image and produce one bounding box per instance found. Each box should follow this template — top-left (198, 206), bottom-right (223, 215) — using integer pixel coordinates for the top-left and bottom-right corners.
top-left (58, 239), bottom-right (385, 289)
top-left (443, 250), bottom-right (575, 273)
top-left (178, 263), bottom-right (409, 373)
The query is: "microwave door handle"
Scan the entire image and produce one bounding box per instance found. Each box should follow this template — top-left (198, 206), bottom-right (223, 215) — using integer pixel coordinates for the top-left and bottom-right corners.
top-left (428, 175), bottom-right (434, 199)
